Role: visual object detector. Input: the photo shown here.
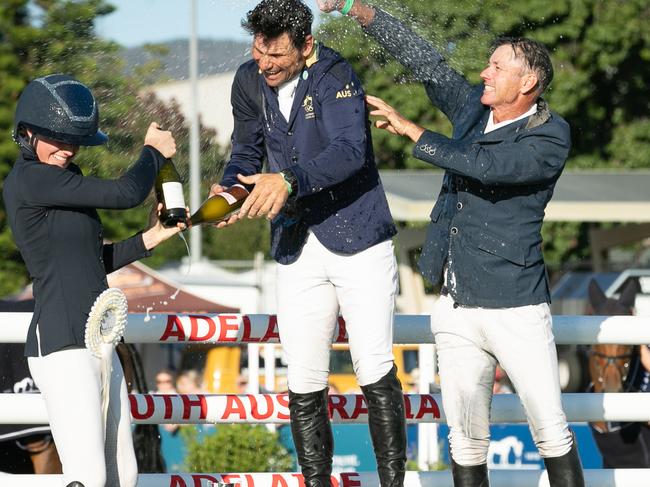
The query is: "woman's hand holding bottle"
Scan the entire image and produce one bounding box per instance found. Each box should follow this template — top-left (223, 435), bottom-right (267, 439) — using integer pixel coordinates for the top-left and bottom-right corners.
top-left (142, 203), bottom-right (188, 250)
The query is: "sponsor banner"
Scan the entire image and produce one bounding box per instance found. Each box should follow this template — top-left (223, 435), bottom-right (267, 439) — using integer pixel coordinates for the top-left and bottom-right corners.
top-left (123, 313), bottom-right (433, 345)
top-left (129, 393), bottom-right (441, 424)
top-left (13, 469), bottom-right (650, 486)
top-left (4, 392), bottom-right (650, 424)
top-left (5, 312), bottom-right (650, 345)
top-left (164, 472), bottom-right (370, 487)
top-left (438, 423), bottom-right (604, 469)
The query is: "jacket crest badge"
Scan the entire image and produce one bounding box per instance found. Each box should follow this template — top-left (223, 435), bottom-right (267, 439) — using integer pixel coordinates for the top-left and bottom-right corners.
top-left (303, 95), bottom-right (315, 120)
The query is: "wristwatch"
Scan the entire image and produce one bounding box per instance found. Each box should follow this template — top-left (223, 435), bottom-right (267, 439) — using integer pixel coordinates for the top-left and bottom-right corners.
top-left (280, 168), bottom-right (299, 196)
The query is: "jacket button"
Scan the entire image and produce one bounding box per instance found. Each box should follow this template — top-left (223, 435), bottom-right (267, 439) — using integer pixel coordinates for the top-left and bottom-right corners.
top-left (456, 202), bottom-right (463, 211)
top-left (450, 227), bottom-right (459, 235)
top-left (287, 131), bottom-right (293, 136)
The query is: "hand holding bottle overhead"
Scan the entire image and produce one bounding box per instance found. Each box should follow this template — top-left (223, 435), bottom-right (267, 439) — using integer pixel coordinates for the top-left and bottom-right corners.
top-left (192, 184), bottom-right (249, 227)
top-left (144, 122), bottom-right (176, 158)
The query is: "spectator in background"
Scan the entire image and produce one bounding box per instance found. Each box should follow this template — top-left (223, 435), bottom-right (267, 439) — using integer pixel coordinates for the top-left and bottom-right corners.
top-left (175, 369), bottom-right (205, 395)
top-left (493, 366), bottom-right (513, 394)
top-left (154, 369), bottom-right (178, 434)
top-left (154, 369), bottom-right (177, 394)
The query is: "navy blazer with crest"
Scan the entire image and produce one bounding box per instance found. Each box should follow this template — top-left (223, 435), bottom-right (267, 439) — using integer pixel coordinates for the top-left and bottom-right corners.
top-left (221, 44), bottom-right (396, 265)
top-left (3, 147), bottom-right (164, 356)
top-left (367, 10), bottom-right (571, 307)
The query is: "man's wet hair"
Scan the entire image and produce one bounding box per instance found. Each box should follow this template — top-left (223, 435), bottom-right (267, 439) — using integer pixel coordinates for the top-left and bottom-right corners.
top-left (491, 37), bottom-right (554, 95)
top-left (243, 0), bottom-right (313, 50)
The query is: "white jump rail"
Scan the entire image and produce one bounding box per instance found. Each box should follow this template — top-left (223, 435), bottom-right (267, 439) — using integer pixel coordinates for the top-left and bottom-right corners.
top-left (3, 312), bottom-right (650, 487)
top-left (4, 470), bottom-right (650, 487)
top-left (1, 392), bottom-right (649, 425)
top-left (2, 312), bottom-right (650, 345)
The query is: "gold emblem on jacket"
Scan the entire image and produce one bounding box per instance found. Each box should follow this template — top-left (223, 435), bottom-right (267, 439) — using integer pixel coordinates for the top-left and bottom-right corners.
top-left (303, 95), bottom-right (315, 119)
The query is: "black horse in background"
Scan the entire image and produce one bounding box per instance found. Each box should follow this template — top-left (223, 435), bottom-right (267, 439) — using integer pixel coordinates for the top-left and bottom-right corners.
top-left (587, 279), bottom-right (650, 468)
top-left (0, 298), bottom-right (165, 474)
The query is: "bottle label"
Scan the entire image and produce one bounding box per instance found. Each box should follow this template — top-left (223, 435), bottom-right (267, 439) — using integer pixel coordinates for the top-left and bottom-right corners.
top-left (218, 191), bottom-right (238, 206)
top-left (162, 182), bottom-right (186, 208)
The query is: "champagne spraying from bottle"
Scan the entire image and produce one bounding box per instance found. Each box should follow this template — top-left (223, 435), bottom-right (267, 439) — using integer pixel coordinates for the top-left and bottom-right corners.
top-left (155, 159), bottom-right (187, 227)
top-left (190, 185), bottom-right (249, 226)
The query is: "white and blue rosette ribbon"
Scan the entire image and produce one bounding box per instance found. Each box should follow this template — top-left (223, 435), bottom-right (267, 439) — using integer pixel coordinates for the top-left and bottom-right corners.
top-left (84, 288), bottom-right (128, 432)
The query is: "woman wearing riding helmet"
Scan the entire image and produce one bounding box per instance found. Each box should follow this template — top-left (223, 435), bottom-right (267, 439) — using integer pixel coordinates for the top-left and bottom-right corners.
top-left (2, 74), bottom-right (185, 487)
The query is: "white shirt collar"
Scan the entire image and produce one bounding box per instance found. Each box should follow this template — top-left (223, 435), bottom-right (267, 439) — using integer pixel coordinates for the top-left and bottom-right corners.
top-left (277, 76), bottom-right (300, 121)
top-left (484, 103), bottom-right (538, 134)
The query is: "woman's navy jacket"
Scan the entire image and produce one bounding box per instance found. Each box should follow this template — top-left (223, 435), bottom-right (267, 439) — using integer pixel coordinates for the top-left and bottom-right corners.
top-left (221, 44), bottom-right (396, 265)
top-left (3, 147), bottom-right (164, 356)
top-left (367, 10), bottom-right (572, 308)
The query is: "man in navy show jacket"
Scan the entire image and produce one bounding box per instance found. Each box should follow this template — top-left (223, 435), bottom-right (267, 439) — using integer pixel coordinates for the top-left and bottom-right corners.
top-left (210, 2), bottom-right (405, 486)
top-left (219, 34), bottom-right (395, 265)
top-left (321, 1), bottom-right (585, 486)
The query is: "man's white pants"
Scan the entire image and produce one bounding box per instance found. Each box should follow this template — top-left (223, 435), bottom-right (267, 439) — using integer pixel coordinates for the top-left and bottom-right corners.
top-left (277, 233), bottom-right (398, 393)
top-left (28, 347), bottom-right (137, 487)
top-left (432, 293), bottom-right (573, 466)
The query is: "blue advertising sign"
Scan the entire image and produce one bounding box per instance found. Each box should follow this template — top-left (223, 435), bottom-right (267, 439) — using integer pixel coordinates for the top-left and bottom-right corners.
top-left (436, 423), bottom-right (603, 469)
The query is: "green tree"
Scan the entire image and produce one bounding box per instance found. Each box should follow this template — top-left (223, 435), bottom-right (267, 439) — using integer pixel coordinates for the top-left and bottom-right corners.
top-left (0, 0), bottom-right (157, 296)
top-left (0, 1), bottom-right (269, 297)
top-left (0, 0), bottom-right (43, 296)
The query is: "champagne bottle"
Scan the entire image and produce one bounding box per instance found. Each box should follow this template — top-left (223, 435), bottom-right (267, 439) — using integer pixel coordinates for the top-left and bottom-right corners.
top-left (155, 159), bottom-right (187, 227)
top-left (190, 185), bottom-right (249, 226)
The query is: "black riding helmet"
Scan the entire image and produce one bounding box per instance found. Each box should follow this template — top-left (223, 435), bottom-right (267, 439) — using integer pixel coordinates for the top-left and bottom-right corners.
top-left (13, 74), bottom-right (108, 147)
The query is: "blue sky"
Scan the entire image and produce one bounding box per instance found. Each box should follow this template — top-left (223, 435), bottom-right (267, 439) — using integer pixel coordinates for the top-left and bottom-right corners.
top-left (96, 0), bottom-right (323, 47)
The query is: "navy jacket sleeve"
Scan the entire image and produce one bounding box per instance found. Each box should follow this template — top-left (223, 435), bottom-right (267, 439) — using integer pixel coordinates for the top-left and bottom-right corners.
top-left (413, 117), bottom-right (571, 185)
top-left (221, 63), bottom-right (266, 187)
top-left (103, 233), bottom-right (151, 274)
top-left (365, 8), bottom-right (473, 126)
top-left (18, 146), bottom-right (165, 209)
top-left (290, 66), bottom-right (368, 197)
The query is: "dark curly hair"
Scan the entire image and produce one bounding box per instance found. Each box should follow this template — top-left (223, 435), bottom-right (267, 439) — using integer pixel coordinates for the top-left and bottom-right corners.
top-left (242, 0), bottom-right (313, 50)
top-left (491, 37), bottom-right (554, 95)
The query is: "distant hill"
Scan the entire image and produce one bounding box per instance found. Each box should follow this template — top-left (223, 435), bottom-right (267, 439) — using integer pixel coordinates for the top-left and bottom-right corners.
top-left (121, 39), bottom-right (249, 80)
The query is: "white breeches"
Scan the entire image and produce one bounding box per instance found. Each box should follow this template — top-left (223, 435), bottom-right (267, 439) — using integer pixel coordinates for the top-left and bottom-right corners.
top-left (28, 347), bottom-right (137, 487)
top-left (277, 233), bottom-right (398, 393)
top-left (432, 293), bottom-right (573, 466)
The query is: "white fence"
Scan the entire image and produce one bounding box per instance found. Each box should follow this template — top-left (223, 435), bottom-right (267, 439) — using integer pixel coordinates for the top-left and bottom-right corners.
top-left (2, 312), bottom-right (650, 487)
top-left (1, 392), bottom-right (649, 425)
top-left (3, 469), bottom-right (650, 487)
top-left (2, 312), bottom-right (650, 345)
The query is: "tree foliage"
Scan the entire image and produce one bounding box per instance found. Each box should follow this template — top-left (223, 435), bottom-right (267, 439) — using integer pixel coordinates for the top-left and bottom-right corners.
top-left (0, 1), bottom-right (267, 297)
top-left (181, 424), bottom-right (294, 473)
top-left (1, 1), bottom-right (649, 294)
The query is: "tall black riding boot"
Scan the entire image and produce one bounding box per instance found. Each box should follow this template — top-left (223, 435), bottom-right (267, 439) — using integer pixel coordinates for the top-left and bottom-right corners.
top-left (543, 436), bottom-right (585, 487)
top-left (360, 365), bottom-right (407, 487)
top-left (288, 388), bottom-right (333, 487)
top-left (451, 459), bottom-right (489, 487)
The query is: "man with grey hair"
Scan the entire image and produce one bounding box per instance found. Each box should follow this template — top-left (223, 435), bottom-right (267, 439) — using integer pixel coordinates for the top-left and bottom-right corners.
top-left (318, 1), bottom-right (584, 486)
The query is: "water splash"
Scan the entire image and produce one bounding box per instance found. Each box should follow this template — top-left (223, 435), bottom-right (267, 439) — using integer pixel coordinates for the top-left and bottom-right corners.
top-left (144, 306), bottom-right (154, 322)
top-left (169, 231), bottom-right (192, 301)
